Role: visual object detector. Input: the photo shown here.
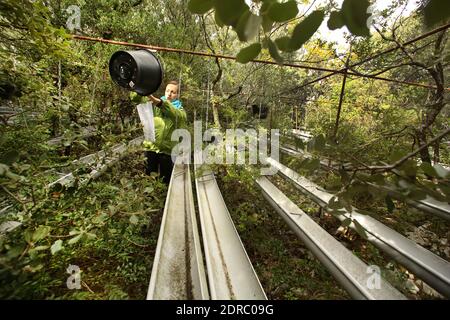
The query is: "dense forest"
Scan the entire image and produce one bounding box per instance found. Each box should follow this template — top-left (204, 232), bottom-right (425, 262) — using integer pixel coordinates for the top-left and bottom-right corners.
top-left (0, 0), bottom-right (449, 300)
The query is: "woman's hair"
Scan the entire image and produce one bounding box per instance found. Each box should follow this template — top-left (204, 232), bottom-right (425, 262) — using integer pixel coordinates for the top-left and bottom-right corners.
top-left (167, 80), bottom-right (179, 87)
top-left (166, 80), bottom-right (180, 94)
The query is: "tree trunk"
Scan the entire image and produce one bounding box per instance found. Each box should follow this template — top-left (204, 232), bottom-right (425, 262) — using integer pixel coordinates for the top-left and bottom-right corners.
top-left (211, 56), bottom-right (222, 129)
top-left (433, 139), bottom-right (440, 163)
top-left (212, 102), bottom-right (220, 129)
top-left (415, 30), bottom-right (446, 163)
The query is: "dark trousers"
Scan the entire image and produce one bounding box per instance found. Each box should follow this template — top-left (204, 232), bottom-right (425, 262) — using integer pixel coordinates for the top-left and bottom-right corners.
top-left (145, 151), bottom-right (174, 184)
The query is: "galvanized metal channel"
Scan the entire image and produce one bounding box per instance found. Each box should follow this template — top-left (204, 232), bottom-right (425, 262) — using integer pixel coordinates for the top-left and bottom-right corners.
top-left (48, 136), bottom-right (143, 188)
top-left (194, 153), bottom-right (267, 300)
top-left (256, 176), bottom-right (406, 300)
top-left (371, 184), bottom-right (450, 222)
top-left (147, 163), bottom-right (209, 299)
top-left (280, 145), bottom-right (450, 221)
top-left (266, 157), bottom-right (450, 298)
top-left (47, 126), bottom-right (97, 146)
top-left (291, 129), bottom-right (313, 142)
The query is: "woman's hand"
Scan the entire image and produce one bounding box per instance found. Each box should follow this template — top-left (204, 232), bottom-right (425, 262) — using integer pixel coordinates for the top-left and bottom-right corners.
top-left (148, 95), bottom-right (162, 106)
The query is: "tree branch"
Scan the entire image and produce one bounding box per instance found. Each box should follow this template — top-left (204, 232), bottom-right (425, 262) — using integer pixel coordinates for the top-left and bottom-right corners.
top-left (352, 127), bottom-right (450, 172)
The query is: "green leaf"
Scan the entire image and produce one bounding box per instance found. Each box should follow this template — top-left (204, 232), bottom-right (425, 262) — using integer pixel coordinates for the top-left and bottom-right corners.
top-left (236, 43), bottom-right (262, 63)
top-left (314, 134), bottom-right (326, 151)
top-left (69, 229), bottom-right (81, 236)
top-left (353, 219), bottom-right (368, 240)
top-left (289, 10), bottom-right (325, 51)
top-left (1, 150), bottom-right (19, 165)
top-left (439, 184), bottom-right (450, 198)
top-left (235, 9), bottom-right (262, 41)
top-left (0, 163), bottom-right (7, 176)
top-left (129, 215), bottom-right (139, 225)
top-left (347, 183), bottom-right (368, 198)
top-left (50, 240), bottom-right (63, 255)
top-left (214, 0), bottom-right (248, 26)
top-left (92, 213), bottom-right (109, 225)
top-left (367, 184), bottom-right (386, 199)
top-left (267, 0), bottom-right (298, 23)
top-left (23, 264), bottom-right (44, 273)
top-left (307, 134), bottom-right (325, 152)
top-left (274, 36), bottom-right (291, 52)
top-left (340, 194), bottom-right (353, 212)
top-left (420, 162), bottom-right (437, 177)
top-left (294, 136), bottom-right (305, 150)
top-left (24, 229), bottom-right (33, 244)
top-left (433, 163), bottom-right (450, 179)
top-left (389, 150), bottom-right (407, 162)
top-left (262, 14), bottom-right (274, 33)
top-left (328, 11), bottom-right (345, 30)
top-left (33, 245), bottom-right (49, 251)
top-left (188, 0), bottom-right (214, 14)
top-left (368, 173), bottom-right (385, 185)
top-left (214, 8), bottom-right (225, 27)
top-left (68, 234), bottom-right (83, 245)
top-left (306, 158), bottom-right (320, 172)
top-left (144, 186), bottom-right (154, 194)
top-left (425, 188), bottom-right (446, 202)
top-left (407, 189), bottom-right (427, 201)
top-left (260, 0), bottom-right (276, 15)
top-left (399, 159), bottom-right (418, 177)
top-left (385, 195), bottom-right (395, 213)
top-left (341, 218), bottom-right (352, 227)
top-left (328, 196), bottom-right (343, 209)
top-left (7, 245), bottom-right (25, 259)
top-left (267, 38), bottom-right (283, 64)
top-left (260, 0), bottom-right (275, 32)
top-left (5, 169), bottom-right (23, 182)
top-left (341, 0), bottom-right (371, 37)
top-left (32, 226), bottom-right (51, 242)
top-left (86, 232), bottom-right (96, 240)
top-left (424, 0), bottom-right (450, 28)
top-left (397, 179), bottom-right (410, 190)
top-left (299, 158), bottom-right (310, 169)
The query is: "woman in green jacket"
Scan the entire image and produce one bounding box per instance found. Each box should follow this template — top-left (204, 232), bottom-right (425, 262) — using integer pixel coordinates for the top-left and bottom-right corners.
top-left (133, 80), bottom-right (187, 183)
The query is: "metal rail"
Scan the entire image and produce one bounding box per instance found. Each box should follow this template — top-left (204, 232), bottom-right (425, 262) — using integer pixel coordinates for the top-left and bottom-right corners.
top-left (72, 34), bottom-right (448, 91)
top-left (256, 176), bottom-right (406, 300)
top-left (194, 153), bottom-right (267, 300)
top-left (291, 129), bottom-right (313, 142)
top-left (47, 126), bottom-right (97, 146)
top-left (48, 136), bottom-right (143, 188)
top-left (371, 183), bottom-right (450, 222)
top-left (147, 163), bottom-right (209, 300)
top-left (266, 157), bottom-right (450, 298)
top-left (280, 145), bottom-right (450, 221)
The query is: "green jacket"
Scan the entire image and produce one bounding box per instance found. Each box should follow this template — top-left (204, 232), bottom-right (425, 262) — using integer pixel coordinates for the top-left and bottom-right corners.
top-left (131, 92), bottom-right (187, 155)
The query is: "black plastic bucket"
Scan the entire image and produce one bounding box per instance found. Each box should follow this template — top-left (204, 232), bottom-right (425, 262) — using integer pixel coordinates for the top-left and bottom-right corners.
top-left (109, 50), bottom-right (163, 96)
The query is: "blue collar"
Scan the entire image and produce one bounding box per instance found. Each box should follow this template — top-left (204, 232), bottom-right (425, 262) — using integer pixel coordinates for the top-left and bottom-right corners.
top-left (161, 96), bottom-right (182, 109)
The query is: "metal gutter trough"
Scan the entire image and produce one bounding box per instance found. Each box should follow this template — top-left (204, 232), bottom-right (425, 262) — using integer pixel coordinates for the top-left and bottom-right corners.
top-left (48, 136), bottom-right (144, 188)
top-left (147, 163), bottom-right (209, 299)
top-left (266, 157), bottom-right (450, 298)
top-left (280, 145), bottom-right (450, 221)
top-left (256, 176), bottom-right (406, 300)
top-left (373, 184), bottom-right (450, 222)
top-left (194, 152), bottom-right (267, 300)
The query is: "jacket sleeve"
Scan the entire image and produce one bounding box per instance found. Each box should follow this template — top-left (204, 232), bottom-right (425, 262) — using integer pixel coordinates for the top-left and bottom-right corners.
top-left (129, 91), bottom-right (146, 104)
top-left (160, 99), bottom-right (186, 124)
